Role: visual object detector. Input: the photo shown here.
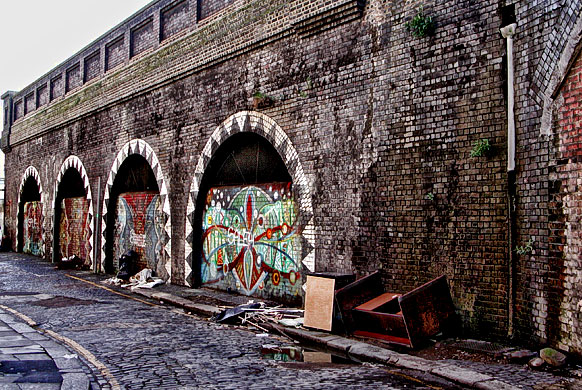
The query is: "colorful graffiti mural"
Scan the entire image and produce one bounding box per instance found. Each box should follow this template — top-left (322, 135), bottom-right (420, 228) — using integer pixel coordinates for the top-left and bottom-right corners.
top-left (60, 197), bottom-right (91, 263)
top-left (114, 192), bottom-right (164, 273)
top-left (201, 183), bottom-right (302, 301)
top-left (23, 201), bottom-right (43, 256)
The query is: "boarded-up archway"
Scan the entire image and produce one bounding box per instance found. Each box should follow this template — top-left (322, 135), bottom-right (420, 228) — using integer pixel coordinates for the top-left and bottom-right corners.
top-left (53, 155), bottom-right (94, 268)
top-left (101, 139), bottom-right (171, 279)
top-left (185, 111), bottom-right (314, 301)
top-left (17, 166), bottom-right (44, 256)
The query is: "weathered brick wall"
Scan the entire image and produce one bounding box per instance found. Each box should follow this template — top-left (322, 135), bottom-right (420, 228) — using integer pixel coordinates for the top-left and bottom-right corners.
top-left (131, 18), bottom-right (155, 57)
top-left (84, 51), bottom-right (101, 82)
top-left (50, 75), bottom-right (64, 100)
top-left (198, 0), bottom-right (236, 21)
top-left (161, 0), bottom-right (190, 40)
top-left (65, 64), bottom-right (81, 92)
top-left (3, 0), bottom-right (582, 350)
top-left (105, 37), bottom-right (126, 71)
top-left (553, 55), bottom-right (582, 352)
top-left (37, 85), bottom-right (48, 108)
top-left (511, 0), bottom-right (582, 353)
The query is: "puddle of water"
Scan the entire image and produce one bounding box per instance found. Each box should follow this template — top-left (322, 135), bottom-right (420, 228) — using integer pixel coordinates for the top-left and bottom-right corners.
top-left (261, 345), bottom-right (356, 364)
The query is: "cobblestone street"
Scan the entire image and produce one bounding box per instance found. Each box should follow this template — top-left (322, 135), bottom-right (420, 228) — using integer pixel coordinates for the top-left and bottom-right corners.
top-left (0, 253), bottom-right (463, 389)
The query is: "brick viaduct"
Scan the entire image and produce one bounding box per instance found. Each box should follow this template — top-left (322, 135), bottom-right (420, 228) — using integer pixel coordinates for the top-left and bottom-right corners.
top-left (3, 0), bottom-right (582, 353)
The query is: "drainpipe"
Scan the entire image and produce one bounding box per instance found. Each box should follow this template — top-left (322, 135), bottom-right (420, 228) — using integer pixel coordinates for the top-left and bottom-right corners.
top-left (500, 23), bottom-right (517, 338)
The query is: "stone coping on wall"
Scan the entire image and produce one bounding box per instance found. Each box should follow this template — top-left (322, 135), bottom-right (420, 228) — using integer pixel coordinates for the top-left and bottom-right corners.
top-left (7, 0), bottom-right (364, 147)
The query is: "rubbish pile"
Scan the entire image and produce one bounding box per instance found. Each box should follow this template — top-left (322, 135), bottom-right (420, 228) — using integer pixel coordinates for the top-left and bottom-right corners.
top-left (103, 250), bottom-right (164, 290)
top-left (56, 255), bottom-right (85, 270)
top-left (104, 268), bottom-right (164, 290)
top-left (212, 301), bottom-right (304, 331)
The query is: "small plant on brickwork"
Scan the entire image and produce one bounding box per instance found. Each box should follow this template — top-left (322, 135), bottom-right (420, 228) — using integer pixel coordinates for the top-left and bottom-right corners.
top-left (299, 76), bottom-right (313, 98)
top-left (470, 138), bottom-right (491, 158)
top-left (405, 6), bottom-right (435, 38)
top-left (426, 192), bottom-right (435, 201)
top-left (515, 239), bottom-right (533, 255)
top-left (252, 91), bottom-right (274, 109)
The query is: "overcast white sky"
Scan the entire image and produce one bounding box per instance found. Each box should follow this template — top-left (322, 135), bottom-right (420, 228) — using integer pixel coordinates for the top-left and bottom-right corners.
top-left (0, 0), bottom-right (152, 127)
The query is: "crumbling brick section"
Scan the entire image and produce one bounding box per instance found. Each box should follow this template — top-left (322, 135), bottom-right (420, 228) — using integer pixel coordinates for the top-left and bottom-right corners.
top-left (545, 51), bottom-right (582, 353)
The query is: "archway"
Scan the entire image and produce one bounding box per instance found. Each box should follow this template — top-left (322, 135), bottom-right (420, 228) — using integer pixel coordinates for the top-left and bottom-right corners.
top-left (52, 155), bottom-right (93, 267)
top-left (17, 166), bottom-right (44, 256)
top-left (101, 139), bottom-right (171, 279)
top-left (186, 111), bottom-right (314, 304)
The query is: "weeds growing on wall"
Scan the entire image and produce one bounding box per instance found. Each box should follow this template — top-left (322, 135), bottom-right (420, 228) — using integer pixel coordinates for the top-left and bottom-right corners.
top-left (470, 138), bottom-right (491, 158)
top-left (406, 6), bottom-right (435, 37)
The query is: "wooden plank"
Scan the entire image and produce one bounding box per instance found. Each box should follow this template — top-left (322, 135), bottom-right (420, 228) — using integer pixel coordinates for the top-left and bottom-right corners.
top-left (304, 275), bottom-right (336, 331)
top-left (354, 292), bottom-right (400, 311)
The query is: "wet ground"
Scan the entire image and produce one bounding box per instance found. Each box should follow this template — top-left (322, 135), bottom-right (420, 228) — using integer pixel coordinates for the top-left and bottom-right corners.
top-left (0, 253), bottom-right (466, 389)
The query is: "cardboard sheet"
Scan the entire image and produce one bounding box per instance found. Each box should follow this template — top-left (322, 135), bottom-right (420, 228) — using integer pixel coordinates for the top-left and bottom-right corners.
top-left (304, 275), bottom-right (335, 331)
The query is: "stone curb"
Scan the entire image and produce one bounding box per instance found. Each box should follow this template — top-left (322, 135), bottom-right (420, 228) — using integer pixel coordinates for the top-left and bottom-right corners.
top-left (277, 325), bottom-right (522, 390)
top-left (130, 287), bottom-right (521, 390)
top-left (2, 312), bottom-right (90, 390)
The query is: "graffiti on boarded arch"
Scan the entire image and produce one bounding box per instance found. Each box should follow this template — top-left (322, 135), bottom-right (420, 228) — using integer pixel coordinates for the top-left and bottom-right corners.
top-left (23, 201), bottom-right (43, 256)
top-left (60, 197), bottom-right (91, 263)
top-left (114, 192), bottom-right (164, 273)
top-left (201, 183), bottom-right (302, 300)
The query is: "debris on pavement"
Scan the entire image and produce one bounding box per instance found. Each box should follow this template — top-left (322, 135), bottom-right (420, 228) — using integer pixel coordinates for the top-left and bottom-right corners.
top-left (540, 347), bottom-right (567, 367)
top-left (212, 300), bottom-right (304, 334)
top-left (117, 250), bottom-right (138, 280)
top-left (56, 255), bottom-right (85, 270)
top-left (103, 268), bottom-right (164, 290)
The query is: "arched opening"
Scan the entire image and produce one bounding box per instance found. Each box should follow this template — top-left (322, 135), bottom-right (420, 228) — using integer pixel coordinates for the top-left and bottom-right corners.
top-left (53, 168), bottom-right (89, 264)
top-left (193, 132), bottom-right (303, 304)
top-left (104, 154), bottom-right (163, 276)
top-left (18, 177), bottom-right (42, 255)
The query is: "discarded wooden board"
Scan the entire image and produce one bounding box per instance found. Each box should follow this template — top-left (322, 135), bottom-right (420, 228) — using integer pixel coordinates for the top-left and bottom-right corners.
top-left (304, 276), bottom-right (336, 331)
top-left (335, 272), bottom-right (457, 348)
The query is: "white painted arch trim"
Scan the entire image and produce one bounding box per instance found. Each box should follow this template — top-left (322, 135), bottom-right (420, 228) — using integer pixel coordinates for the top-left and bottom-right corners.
top-left (184, 111), bottom-right (315, 287)
top-left (101, 139), bottom-right (172, 278)
top-left (53, 155), bottom-right (94, 268)
top-left (17, 166), bottom-right (45, 256)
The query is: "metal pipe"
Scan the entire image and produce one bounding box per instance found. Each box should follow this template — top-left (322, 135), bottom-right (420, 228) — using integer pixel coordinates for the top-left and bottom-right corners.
top-left (500, 22), bottom-right (517, 337)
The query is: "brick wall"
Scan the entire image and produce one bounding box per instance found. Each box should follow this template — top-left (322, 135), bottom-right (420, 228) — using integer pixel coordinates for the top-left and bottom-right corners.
top-left (37, 85), bottom-right (48, 108)
top-left (198, 0), bottom-right (236, 21)
top-left (161, 0), bottom-right (190, 40)
top-left (105, 36), bottom-right (126, 71)
top-left (3, 0), bottom-right (582, 351)
top-left (84, 51), bottom-right (101, 82)
top-left (65, 64), bottom-right (81, 92)
top-left (50, 75), bottom-right (64, 101)
top-left (131, 18), bottom-right (155, 57)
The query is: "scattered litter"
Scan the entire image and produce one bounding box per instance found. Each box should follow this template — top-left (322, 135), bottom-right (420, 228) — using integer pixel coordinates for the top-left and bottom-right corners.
top-left (213, 302), bottom-right (263, 323)
top-left (279, 318), bottom-right (304, 328)
top-left (56, 255), bottom-right (85, 270)
top-left (63, 354), bottom-right (78, 359)
top-left (103, 277), bottom-right (123, 286)
top-left (117, 250), bottom-right (138, 281)
top-left (256, 333), bottom-right (270, 338)
top-left (212, 300), bottom-right (305, 337)
top-left (103, 268), bottom-right (163, 290)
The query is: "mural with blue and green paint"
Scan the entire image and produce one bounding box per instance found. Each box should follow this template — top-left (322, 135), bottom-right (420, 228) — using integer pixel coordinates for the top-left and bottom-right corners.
top-left (201, 183), bottom-right (303, 301)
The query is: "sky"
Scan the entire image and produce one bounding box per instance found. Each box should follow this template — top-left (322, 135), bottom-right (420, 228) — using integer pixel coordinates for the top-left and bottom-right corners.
top-left (0, 0), bottom-right (152, 127)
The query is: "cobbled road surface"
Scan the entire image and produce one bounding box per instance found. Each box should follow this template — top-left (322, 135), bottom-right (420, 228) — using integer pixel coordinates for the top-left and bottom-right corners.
top-left (0, 253), bottom-right (463, 389)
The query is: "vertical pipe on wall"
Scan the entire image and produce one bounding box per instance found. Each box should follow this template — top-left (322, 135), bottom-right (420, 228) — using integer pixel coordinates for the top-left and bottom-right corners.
top-left (501, 22), bottom-right (517, 337)
top-left (501, 23), bottom-right (517, 172)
